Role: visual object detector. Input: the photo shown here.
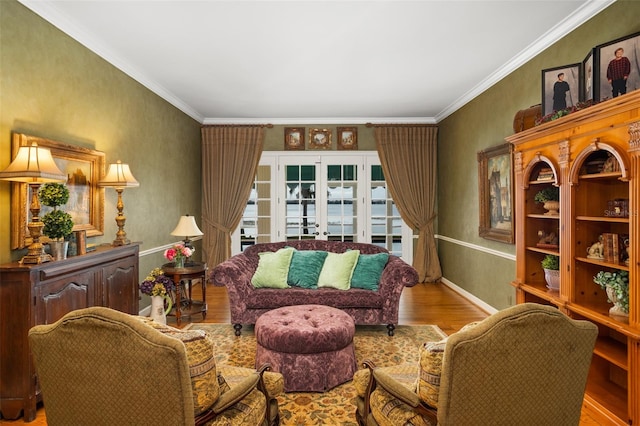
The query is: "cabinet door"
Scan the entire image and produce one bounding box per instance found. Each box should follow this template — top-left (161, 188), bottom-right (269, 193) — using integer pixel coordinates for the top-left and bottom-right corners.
top-left (102, 259), bottom-right (138, 314)
top-left (34, 271), bottom-right (95, 325)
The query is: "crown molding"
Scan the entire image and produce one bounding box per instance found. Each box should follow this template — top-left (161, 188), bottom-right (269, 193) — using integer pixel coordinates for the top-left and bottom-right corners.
top-left (434, 0), bottom-right (616, 123)
top-left (202, 117), bottom-right (438, 125)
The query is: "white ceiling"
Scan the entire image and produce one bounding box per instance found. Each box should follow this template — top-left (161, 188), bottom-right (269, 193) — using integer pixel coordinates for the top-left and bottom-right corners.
top-left (20, 0), bottom-right (615, 124)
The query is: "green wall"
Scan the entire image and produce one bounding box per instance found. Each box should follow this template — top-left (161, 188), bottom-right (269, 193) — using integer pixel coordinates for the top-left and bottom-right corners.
top-left (0, 1), bottom-right (202, 287)
top-left (438, 0), bottom-right (640, 310)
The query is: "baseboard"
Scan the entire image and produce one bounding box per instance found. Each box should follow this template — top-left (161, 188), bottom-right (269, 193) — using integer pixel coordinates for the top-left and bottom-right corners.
top-left (439, 277), bottom-right (498, 315)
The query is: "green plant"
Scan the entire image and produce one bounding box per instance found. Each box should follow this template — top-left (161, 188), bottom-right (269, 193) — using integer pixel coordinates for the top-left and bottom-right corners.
top-left (39, 183), bottom-right (70, 207)
top-left (534, 186), bottom-right (560, 203)
top-left (42, 210), bottom-right (74, 240)
top-left (39, 183), bottom-right (74, 241)
top-left (541, 254), bottom-right (559, 270)
top-left (593, 269), bottom-right (629, 313)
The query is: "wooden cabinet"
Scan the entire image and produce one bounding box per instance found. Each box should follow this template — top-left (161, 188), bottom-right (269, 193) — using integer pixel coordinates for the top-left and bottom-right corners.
top-left (0, 243), bottom-right (139, 421)
top-left (506, 91), bottom-right (640, 425)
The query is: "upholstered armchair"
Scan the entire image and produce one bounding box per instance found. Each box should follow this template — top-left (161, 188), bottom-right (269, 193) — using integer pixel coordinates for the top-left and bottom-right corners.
top-left (353, 303), bottom-right (598, 426)
top-left (28, 307), bottom-right (284, 426)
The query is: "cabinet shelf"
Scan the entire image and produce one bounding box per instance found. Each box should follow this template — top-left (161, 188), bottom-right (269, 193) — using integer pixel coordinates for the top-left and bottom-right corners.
top-left (593, 336), bottom-right (628, 370)
top-left (575, 256), bottom-right (629, 271)
top-left (576, 215), bottom-right (629, 224)
top-left (526, 246), bottom-right (559, 256)
top-left (526, 213), bottom-right (560, 220)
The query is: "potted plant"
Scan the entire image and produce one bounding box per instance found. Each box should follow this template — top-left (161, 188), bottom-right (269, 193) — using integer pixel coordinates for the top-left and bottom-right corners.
top-left (534, 186), bottom-right (560, 216)
top-left (593, 269), bottom-right (629, 317)
top-left (40, 183), bottom-right (74, 260)
top-left (541, 254), bottom-right (560, 290)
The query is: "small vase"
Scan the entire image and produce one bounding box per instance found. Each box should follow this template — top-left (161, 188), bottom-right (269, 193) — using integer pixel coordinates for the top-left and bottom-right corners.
top-left (543, 200), bottom-right (560, 216)
top-left (150, 295), bottom-right (173, 324)
top-left (605, 285), bottom-right (629, 317)
top-left (544, 269), bottom-right (560, 290)
top-left (174, 257), bottom-right (185, 268)
top-left (50, 241), bottom-right (69, 261)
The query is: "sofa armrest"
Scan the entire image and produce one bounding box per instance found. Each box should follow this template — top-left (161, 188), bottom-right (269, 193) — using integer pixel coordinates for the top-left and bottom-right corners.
top-left (377, 256), bottom-right (419, 323)
top-left (210, 253), bottom-right (256, 321)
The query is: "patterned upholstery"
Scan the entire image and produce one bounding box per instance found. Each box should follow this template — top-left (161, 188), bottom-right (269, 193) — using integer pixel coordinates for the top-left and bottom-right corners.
top-left (255, 305), bottom-right (357, 391)
top-left (355, 303), bottom-right (598, 426)
top-left (210, 240), bottom-right (419, 335)
top-left (28, 307), bottom-right (284, 426)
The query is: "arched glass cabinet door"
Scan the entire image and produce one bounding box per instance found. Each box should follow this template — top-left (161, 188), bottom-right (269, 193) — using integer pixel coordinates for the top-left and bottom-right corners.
top-left (568, 139), bottom-right (630, 317)
top-left (520, 154), bottom-right (561, 294)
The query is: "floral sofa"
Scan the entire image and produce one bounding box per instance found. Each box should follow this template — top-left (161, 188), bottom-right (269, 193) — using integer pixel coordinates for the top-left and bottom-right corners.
top-left (210, 240), bottom-right (419, 336)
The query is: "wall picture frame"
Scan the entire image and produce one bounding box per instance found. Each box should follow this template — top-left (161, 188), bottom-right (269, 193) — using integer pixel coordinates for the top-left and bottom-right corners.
top-left (337, 127), bottom-right (358, 150)
top-left (309, 128), bottom-right (332, 150)
top-left (284, 127), bottom-right (305, 150)
top-left (541, 63), bottom-right (581, 116)
top-left (10, 133), bottom-right (105, 249)
top-left (594, 31), bottom-right (640, 103)
top-left (582, 48), bottom-right (596, 103)
top-left (478, 143), bottom-right (514, 244)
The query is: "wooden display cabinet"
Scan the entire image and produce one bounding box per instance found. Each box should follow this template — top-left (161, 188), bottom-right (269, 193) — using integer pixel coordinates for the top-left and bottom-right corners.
top-left (0, 243), bottom-right (140, 421)
top-left (507, 91), bottom-right (640, 425)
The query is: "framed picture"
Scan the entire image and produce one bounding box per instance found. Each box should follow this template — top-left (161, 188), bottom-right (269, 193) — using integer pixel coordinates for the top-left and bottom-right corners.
top-left (284, 127), bottom-right (305, 150)
top-left (337, 127), bottom-right (358, 150)
top-left (594, 31), bottom-right (640, 103)
top-left (541, 63), bottom-right (581, 116)
top-left (10, 133), bottom-right (105, 249)
top-left (309, 128), bottom-right (332, 150)
top-left (478, 143), bottom-right (514, 244)
top-left (582, 48), bottom-right (596, 103)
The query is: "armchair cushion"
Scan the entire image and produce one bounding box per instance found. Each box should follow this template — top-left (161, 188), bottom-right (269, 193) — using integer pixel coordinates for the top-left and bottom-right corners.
top-left (138, 317), bottom-right (219, 416)
top-left (416, 340), bottom-right (446, 409)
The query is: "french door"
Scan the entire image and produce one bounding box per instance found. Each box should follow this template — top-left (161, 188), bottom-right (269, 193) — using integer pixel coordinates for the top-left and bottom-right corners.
top-left (232, 152), bottom-right (412, 261)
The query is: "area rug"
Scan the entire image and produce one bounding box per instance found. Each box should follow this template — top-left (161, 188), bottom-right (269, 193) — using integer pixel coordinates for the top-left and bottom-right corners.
top-left (184, 323), bottom-right (446, 425)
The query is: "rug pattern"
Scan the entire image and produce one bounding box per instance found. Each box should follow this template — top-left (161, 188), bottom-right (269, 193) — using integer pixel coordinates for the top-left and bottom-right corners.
top-left (185, 323), bottom-right (446, 425)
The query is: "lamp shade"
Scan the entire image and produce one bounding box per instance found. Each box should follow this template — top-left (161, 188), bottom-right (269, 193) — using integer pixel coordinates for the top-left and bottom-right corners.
top-left (98, 160), bottom-right (139, 188)
top-left (0, 143), bottom-right (66, 183)
top-left (171, 215), bottom-right (203, 238)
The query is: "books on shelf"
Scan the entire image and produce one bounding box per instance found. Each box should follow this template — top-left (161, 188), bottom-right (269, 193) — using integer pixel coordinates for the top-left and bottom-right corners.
top-left (601, 233), bottom-right (629, 264)
top-left (536, 167), bottom-right (554, 181)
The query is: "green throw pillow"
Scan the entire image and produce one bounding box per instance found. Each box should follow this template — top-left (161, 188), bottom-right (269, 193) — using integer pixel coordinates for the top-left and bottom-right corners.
top-left (351, 252), bottom-right (389, 291)
top-left (287, 249), bottom-right (328, 288)
top-left (251, 247), bottom-right (294, 288)
top-left (317, 250), bottom-right (360, 290)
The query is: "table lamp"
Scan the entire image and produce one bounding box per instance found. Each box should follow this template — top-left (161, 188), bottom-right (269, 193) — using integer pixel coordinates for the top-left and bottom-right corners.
top-left (98, 160), bottom-right (139, 246)
top-left (170, 214), bottom-right (203, 263)
top-left (0, 143), bottom-right (67, 264)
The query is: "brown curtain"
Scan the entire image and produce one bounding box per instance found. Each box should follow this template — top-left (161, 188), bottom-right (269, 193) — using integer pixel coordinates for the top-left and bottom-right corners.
top-left (201, 125), bottom-right (264, 268)
top-left (374, 125), bottom-right (442, 282)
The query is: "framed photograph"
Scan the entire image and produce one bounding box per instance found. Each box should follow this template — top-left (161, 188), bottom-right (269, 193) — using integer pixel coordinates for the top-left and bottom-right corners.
top-left (478, 143), bottom-right (514, 244)
top-left (309, 128), bottom-right (332, 150)
top-left (582, 48), bottom-right (596, 103)
top-left (594, 31), bottom-right (640, 103)
top-left (337, 127), bottom-right (358, 150)
top-left (541, 63), bottom-right (581, 116)
top-left (284, 127), bottom-right (305, 150)
top-left (10, 133), bottom-right (105, 249)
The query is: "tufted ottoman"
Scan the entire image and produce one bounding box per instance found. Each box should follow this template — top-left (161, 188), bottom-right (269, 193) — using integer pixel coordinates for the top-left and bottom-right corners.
top-left (255, 304), bottom-right (357, 392)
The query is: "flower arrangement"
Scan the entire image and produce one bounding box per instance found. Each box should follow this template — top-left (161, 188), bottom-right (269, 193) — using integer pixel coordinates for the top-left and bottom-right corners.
top-left (535, 100), bottom-right (595, 126)
top-left (164, 243), bottom-right (194, 264)
top-left (140, 268), bottom-right (176, 297)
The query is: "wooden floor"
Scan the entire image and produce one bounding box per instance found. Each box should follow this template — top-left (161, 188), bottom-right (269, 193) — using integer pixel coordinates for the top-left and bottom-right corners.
top-left (1, 282), bottom-right (605, 425)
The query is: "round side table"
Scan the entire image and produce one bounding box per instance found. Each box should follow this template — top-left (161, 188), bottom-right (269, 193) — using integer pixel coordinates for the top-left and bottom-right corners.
top-left (162, 261), bottom-right (207, 326)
